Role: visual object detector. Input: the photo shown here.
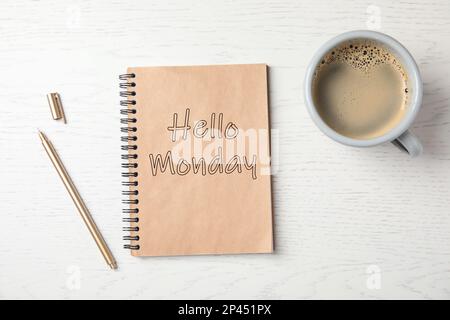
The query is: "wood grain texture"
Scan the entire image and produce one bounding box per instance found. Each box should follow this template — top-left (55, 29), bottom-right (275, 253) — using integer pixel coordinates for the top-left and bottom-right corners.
top-left (0, 0), bottom-right (449, 299)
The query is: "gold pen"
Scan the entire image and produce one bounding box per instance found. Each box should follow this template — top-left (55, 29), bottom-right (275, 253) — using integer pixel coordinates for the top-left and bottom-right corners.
top-left (39, 131), bottom-right (117, 270)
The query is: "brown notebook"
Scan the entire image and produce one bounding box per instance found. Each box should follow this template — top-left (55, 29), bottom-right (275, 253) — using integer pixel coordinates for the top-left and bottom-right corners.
top-left (120, 64), bottom-right (273, 256)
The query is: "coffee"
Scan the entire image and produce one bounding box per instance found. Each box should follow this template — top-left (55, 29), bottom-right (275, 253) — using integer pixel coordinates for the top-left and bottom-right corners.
top-left (312, 39), bottom-right (409, 140)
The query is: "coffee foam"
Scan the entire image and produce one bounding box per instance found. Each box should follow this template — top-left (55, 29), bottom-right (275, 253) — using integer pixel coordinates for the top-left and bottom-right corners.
top-left (312, 39), bottom-right (410, 140)
top-left (315, 39), bottom-right (408, 82)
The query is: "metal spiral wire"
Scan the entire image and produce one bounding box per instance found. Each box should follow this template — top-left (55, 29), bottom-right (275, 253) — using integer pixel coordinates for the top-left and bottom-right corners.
top-left (120, 73), bottom-right (140, 251)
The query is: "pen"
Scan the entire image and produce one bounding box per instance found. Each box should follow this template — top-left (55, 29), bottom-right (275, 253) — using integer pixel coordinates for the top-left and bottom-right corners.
top-left (39, 131), bottom-right (117, 270)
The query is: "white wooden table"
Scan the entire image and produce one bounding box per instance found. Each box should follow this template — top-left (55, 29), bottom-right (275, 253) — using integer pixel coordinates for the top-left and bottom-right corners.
top-left (1, 0), bottom-right (449, 299)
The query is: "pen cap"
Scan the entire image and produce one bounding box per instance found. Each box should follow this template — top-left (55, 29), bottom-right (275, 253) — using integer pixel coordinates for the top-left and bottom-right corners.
top-left (47, 93), bottom-right (65, 121)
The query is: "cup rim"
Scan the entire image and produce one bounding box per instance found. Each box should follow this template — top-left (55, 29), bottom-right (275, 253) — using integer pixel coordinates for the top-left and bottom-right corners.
top-left (304, 30), bottom-right (423, 147)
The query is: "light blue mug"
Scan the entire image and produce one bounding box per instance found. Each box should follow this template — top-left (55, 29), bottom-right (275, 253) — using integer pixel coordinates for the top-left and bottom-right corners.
top-left (304, 30), bottom-right (423, 157)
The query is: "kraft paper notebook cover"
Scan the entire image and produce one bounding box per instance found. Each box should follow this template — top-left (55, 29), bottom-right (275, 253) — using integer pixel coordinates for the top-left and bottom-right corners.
top-left (119, 64), bottom-right (273, 256)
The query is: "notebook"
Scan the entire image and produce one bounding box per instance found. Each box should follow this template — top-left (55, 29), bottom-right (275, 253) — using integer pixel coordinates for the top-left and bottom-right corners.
top-left (120, 64), bottom-right (273, 256)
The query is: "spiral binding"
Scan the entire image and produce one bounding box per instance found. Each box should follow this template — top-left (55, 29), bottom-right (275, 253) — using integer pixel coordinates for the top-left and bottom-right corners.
top-left (120, 73), bottom-right (140, 251)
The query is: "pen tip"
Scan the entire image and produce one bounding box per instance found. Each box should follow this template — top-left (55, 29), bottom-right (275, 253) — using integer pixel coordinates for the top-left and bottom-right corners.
top-left (38, 130), bottom-right (46, 141)
top-left (109, 262), bottom-right (118, 270)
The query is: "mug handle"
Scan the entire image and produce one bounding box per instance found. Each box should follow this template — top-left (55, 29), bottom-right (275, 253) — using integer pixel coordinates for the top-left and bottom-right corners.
top-left (391, 130), bottom-right (423, 157)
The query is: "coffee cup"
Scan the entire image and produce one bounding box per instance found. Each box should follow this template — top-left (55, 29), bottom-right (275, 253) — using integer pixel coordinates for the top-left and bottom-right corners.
top-left (304, 30), bottom-right (423, 156)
